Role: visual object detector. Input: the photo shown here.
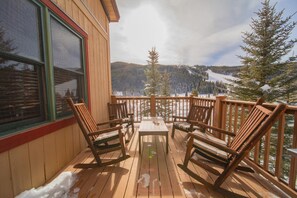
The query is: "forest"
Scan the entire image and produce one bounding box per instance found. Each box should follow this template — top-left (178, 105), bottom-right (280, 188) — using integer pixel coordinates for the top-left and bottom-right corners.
top-left (111, 62), bottom-right (239, 96)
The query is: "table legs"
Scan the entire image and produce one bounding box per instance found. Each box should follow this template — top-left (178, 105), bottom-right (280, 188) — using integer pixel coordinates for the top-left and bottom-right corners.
top-left (138, 134), bottom-right (168, 154)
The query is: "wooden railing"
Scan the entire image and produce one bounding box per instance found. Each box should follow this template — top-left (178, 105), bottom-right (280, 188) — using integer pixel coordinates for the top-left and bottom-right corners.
top-left (111, 95), bottom-right (297, 196)
top-left (219, 98), bottom-right (297, 197)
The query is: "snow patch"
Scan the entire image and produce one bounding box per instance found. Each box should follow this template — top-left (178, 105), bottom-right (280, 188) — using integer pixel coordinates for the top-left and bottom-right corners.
top-left (16, 172), bottom-right (78, 198)
top-left (260, 84), bottom-right (271, 91)
top-left (138, 173), bottom-right (150, 188)
top-left (187, 68), bottom-right (193, 75)
top-left (206, 69), bottom-right (236, 84)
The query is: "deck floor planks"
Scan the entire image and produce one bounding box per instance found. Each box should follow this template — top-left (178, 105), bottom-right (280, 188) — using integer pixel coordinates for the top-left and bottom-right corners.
top-left (123, 131), bottom-right (143, 198)
top-left (169, 128), bottom-right (216, 197)
top-left (78, 152), bottom-right (116, 197)
top-left (136, 135), bottom-right (150, 197)
top-left (233, 171), bottom-right (286, 197)
top-left (155, 135), bottom-right (174, 197)
top-left (88, 130), bottom-right (138, 198)
top-left (56, 124), bottom-right (287, 198)
top-left (108, 129), bottom-right (139, 198)
top-left (148, 136), bottom-right (161, 197)
top-left (158, 125), bottom-right (187, 198)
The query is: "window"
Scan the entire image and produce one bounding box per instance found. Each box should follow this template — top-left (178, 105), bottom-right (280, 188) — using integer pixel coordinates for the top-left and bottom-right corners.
top-left (0, 0), bottom-right (45, 134)
top-left (0, 0), bottom-right (86, 135)
top-left (50, 17), bottom-right (85, 117)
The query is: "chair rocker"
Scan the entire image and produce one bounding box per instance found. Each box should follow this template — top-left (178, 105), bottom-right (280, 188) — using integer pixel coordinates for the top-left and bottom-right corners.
top-left (67, 98), bottom-right (130, 168)
top-left (178, 98), bottom-right (286, 189)
top-left (108, 102), bottom-right (135, 134)
top-left (171, 104), bottom-right (213, 138)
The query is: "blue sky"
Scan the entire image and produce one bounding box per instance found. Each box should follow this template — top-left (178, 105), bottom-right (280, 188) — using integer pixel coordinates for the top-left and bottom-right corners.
top-left (110, 0), bottom-right (297, 66)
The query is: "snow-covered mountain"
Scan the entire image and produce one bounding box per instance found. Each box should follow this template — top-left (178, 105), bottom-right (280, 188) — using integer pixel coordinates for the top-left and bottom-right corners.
top-left (206, 69), bottom-right (237, 84)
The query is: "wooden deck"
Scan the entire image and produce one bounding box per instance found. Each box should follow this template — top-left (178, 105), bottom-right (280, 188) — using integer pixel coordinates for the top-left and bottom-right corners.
top-left (61, 124), bottom-right (288, 198)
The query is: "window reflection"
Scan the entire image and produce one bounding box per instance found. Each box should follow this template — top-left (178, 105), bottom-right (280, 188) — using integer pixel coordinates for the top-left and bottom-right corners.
top-left (51, 18), bottom-right (82, 72)
top-left (0, 60), bottom-right (43, 128)
top-left (0, 0), bottom-right (42, 61)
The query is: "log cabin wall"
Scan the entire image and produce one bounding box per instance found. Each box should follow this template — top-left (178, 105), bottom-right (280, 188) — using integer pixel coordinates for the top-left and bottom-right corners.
top-left (0, 0), bottom-right (117, 197)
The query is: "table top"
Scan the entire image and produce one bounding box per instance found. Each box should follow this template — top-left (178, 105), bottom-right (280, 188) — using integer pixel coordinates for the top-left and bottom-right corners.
top-left (139, 117), bottom-right (168, 133)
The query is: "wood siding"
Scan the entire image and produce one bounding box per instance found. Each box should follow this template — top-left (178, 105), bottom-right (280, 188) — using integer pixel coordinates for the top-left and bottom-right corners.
top-left (0, 0), bottom-right (113, 197)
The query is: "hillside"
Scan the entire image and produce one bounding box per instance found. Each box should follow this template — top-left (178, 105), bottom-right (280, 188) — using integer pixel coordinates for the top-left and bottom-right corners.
top-left (111, 62), bottom-right (241, 96)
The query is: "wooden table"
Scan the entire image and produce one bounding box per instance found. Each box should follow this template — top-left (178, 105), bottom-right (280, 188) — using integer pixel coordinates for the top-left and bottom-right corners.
top-left (138, 117), bottom-right (169, 154)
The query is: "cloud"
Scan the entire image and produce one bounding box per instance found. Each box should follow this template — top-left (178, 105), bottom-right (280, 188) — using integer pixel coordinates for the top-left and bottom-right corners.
top-left (111, 0), bottom-right (297, 66)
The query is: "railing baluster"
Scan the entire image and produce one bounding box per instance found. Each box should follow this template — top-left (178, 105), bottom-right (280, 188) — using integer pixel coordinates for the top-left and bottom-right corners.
top-left (240, 104), bottom-right (245, 127)
top-left (227, 103), bottom-right (233, 142)
top-left (221, 101), bottom-right (227, 140)
top-left (275, 113), bottom-right (285, 178)
top-left (233, 104), bottom-right (238, 133)
top-left (289, 111), bottom-right (297, 189)
top-left (263, 128), bottom-right (271, 170)
top-left (254, 142), bottom-right (260, 164)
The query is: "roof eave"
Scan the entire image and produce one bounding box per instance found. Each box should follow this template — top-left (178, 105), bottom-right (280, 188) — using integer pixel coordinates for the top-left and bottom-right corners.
top-left (101, 0), bottom-right (120, 22)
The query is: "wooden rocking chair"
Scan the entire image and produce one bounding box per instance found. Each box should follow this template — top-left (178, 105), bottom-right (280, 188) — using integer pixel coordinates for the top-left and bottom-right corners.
top-left (178, 98), bottom-right (286, 188)
top-left (171, 104), bottom-right (213, 138)
top-left (108, 102), bottom-right (134, 134)
top-left (67, 98), bottom-right (130, 168)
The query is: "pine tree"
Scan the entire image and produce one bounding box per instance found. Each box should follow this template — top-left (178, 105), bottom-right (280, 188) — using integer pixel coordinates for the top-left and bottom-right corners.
top-left (142, 47), bottom-right (162, 117)
top-left (231, 0), bottom-right (297, 102)
top-left (272, 62), bottom-right (297, 104)
top-left (158, 71), bottom-right (172, 119)
top-left (160, 71), bottom-right (171, 96)
top-left (144, 47), bottom-right (161, 96)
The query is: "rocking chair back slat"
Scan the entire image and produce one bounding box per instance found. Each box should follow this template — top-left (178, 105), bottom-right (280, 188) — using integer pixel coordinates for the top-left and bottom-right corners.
top-left (172, 104), bottom-right (213, 138)
top-left (108, 102), bottom-right (128, 119)
top-left (108, 102), bottom-right (135, 134)
top-left (230, 105), bottom-right (271, 152)
top-left (188, 105), bottom-right (212, 124)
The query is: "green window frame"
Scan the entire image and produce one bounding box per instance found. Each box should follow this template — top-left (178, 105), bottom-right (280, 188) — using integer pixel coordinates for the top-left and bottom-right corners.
top-left (49, 15), bottom-right (86, 118)
top-left (0, 0), bottom-right (87, 136)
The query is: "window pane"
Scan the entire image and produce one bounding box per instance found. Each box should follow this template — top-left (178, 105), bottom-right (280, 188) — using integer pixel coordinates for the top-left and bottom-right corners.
top-left (50, 17), bottom-right (84, 116)
top-left (0, 59), bottom-right (45, 133)
top-left (51, 18), bottom-right (83, 72)
top-left (54, 67), bottom-right (84, 116)
top-left (0, 0), bottom-right (42, 61)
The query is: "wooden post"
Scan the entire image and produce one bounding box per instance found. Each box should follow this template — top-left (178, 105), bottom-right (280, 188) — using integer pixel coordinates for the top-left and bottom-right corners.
top-left (213, 96), bottom-right (226, 128)
top-left (150, 95), bottom-right (156, 117)
top-left (275, 113), bottom-right (285, 178)
top-left (189, 95), bottom-right (193, 107)
top-left (213, 96), bottom-right (226, 138)
top-left (111, 95), bottom-right (117, 104)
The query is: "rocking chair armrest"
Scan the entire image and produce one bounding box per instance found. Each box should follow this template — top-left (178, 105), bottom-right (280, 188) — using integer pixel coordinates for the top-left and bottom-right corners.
top-left (172, 115), bottom-right (187, 120)
top-left (97, 119), bottom-right (123, 126)
top-left (88, 125), bottom-right (123, 136)
top-left (127, 113), bottom-right (134, 120)
top-left (189, 133), bottom-right (239, 155)
top-left (189, 120), bottom-right (235, 137)
top-left (108, 115), bottom-right (116, 120)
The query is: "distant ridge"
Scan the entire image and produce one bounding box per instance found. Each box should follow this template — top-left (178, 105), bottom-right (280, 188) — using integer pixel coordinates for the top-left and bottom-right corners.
top-left (111, 62), bottom-right (241, 96)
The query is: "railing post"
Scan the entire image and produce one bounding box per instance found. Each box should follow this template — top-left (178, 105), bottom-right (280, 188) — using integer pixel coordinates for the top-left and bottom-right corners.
top-left (213, 95), bottom-right (226, 130)
top-left (150, 95), bottom-right (156, 117)
top-left (189, 95), bottom-right (193, 107)
top-left (111, 95), bottom-right (117, 104)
